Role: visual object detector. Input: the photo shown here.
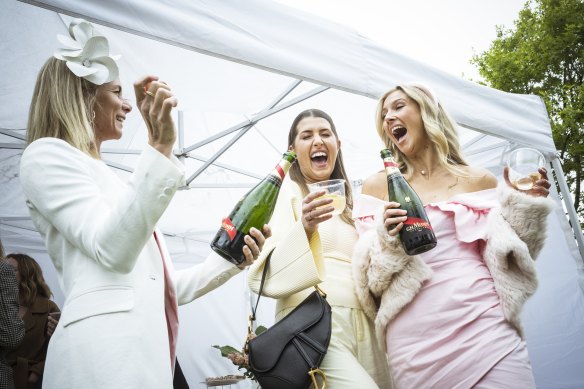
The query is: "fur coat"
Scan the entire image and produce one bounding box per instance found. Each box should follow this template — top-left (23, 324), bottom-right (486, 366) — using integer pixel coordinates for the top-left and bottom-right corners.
top-left (352, 184), bottom-right (554, 350)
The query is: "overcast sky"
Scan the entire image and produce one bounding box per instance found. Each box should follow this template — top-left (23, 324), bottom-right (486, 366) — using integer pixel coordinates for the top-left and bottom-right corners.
top-left (274, 0), bottom-right (527, 81)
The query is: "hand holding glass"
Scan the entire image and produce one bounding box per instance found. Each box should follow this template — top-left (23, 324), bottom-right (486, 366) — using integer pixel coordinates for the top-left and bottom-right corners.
top-left (307, 179), bottom-right (346, 215)
top-left (507, 148), bottom-right (546, 190)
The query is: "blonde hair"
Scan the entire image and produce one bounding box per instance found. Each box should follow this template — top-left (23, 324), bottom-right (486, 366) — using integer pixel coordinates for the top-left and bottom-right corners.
top-left (27, 57), bottom-right (100, 158)
top-left (375, 84), bottom-right (468, 177)
top-left (288, 109), bottom-right (354, 227)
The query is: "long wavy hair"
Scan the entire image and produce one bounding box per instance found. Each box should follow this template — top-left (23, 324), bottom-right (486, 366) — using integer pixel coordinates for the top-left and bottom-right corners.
top-left (6, 253), bottom-right (53, 307)
top-left (287, 109), bottom-right (354, 226)
top-left (27, 57), bottom-right (100, 158)
top-left (375, 84), bottom-right (468, 177)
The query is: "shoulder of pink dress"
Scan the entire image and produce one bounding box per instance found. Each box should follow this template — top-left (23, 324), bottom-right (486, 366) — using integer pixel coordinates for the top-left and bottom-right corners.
top-left (425, 188), bottom-right (498, 243)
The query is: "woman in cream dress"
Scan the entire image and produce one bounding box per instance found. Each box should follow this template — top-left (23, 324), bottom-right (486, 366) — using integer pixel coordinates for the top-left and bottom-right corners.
top-left (248, 109), bottom-right (391, 388)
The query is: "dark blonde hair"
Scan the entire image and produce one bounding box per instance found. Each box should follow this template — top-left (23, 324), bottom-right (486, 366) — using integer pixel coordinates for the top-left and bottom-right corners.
top-left (375, 85), bottom-right (468, 176)
top-left (6, 253), bottom-right (52, 307)
top-left (287, 109), bottom-right (354, 226)
top-left (27, 57), bottom-right (100, 158)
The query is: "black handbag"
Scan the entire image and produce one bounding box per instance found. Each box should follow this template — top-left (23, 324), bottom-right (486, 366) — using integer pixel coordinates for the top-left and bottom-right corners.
top-left (246, 253), bottom-right (332, 389)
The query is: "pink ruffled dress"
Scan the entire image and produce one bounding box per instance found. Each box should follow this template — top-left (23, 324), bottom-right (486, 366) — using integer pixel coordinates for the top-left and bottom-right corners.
top-left (354, 189), bottom-right (536, 389)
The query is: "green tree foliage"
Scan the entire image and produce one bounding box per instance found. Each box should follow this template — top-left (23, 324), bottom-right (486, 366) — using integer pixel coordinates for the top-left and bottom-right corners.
top-left (472, 0), bottom-right (584, 227)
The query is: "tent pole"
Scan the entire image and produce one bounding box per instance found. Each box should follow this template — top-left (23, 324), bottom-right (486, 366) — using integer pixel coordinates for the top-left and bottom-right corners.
top-left (552, 158), bottom-right (584, 262)
top-left (177, 110), bottom-right (185, 165)
top-left (0, 128), bottom-right (26, 140)
top-left (182, 80), bottom-right (303, 154)
top-left (185, 85), bottom-right (328, 184)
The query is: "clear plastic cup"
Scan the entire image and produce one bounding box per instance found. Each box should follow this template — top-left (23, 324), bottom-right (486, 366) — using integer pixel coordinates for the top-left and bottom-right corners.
top-left (307, 179), bottom-right (346, 215)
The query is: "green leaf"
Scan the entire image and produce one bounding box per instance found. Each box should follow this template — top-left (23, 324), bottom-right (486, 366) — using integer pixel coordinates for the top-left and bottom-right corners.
top-left (212, 345), bottom-right (240, 357)
top-left (472, 0), bottom-right (584, 229)
top-left (255, 325), bottom-right (268, 335)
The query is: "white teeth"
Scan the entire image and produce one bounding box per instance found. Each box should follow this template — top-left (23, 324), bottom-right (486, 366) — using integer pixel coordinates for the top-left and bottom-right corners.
top-left (311, 151), bottom-right (327, 158)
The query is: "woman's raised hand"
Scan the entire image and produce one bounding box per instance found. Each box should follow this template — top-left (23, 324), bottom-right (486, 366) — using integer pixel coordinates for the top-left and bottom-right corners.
top-left (301, 190), bottom-right (334, 237)
top-left (134, 76), bottom-right (178, 158)
top-left (383, 201), bottom-right (408, 236)
top-left (503, 166), bottom-right (551, 198)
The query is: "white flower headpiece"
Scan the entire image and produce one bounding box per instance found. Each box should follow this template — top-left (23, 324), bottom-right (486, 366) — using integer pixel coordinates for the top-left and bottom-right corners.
top-left (54, 18), bottom-right (120, 85)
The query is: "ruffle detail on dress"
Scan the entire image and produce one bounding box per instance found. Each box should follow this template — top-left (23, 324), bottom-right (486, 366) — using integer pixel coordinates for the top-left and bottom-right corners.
top-left (425, 188), bottom-right (498, 243)
top-left (352, 193), bottom-right (385, 236)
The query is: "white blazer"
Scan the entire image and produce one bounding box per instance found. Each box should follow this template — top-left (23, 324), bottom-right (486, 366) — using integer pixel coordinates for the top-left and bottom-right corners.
top-left (20, 138), bottom-right (240, 389)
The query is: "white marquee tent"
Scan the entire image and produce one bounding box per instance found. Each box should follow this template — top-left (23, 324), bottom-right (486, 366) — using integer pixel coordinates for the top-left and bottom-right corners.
top-left (1, 0), bottom-right (583, 387)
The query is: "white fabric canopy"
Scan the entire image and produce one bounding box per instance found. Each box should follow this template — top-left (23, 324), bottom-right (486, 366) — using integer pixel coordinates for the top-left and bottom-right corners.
top-left (1, 0), bottom-right (583, 387)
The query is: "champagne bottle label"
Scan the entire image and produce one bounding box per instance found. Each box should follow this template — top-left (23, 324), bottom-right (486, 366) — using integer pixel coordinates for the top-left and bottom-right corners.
top-left (221, 217), bottom-right (237, 241)
top-left (266, 159), bottom-right (293, 187)
top-left (384, 160), bottom-right (400, 175)
top-left (403, 217), bottom-right (433, 233)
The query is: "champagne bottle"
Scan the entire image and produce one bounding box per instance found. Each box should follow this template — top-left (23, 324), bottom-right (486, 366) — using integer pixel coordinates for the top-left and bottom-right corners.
top-left (381, 148), bottom-right (437, 255)
top-left (211, 151), bottom-right (297, 265)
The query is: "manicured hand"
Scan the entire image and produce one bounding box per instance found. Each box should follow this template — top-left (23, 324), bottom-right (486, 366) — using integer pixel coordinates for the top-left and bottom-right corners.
top-left (133, 76), bottom-right (178, 158)
top-left (383, 201), bottom-right (408, 236)
top-left (301, 190), bottom-right (334, 237)
top-left (504, 166), bottom-right (551, 197)
top-left (238, 225), bottom-right (273, 269)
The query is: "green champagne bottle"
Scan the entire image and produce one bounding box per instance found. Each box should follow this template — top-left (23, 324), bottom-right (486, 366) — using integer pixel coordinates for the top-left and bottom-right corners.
top-left (381, 148), bottom-right (437, 255)
top-left (211, 151), bottom-right (297, 265)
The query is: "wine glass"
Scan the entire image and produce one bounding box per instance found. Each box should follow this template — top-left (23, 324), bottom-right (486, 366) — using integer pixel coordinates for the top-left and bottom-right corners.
top-left (506, 148), bottom-right (546, 190)
top-left (307, 179), bottom-right (346, 215)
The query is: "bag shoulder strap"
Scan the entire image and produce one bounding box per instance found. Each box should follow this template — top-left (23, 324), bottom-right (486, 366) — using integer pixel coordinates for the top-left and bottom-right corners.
top-left (249, 251), bottom-right (327, 323)
top-left (250, 251), bottom-right (272, 322)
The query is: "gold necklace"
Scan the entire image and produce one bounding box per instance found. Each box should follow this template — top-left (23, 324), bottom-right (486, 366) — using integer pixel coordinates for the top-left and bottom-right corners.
top-left (447, 177), bottom-right (460, 191)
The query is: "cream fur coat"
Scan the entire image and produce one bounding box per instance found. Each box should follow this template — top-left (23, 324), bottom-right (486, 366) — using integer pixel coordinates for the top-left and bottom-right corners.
top-left (352, 184), bottom-right (554, 350)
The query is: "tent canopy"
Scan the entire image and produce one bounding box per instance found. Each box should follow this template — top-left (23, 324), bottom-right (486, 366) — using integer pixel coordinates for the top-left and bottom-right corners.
top-left (1, 0), bottom-right (583, 387)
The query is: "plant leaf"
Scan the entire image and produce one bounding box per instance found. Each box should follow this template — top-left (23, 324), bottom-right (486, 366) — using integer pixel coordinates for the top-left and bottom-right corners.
top-left (255, 325), bottom-right (268, 335)
top-left (212, 345), bottom-right (240, 357)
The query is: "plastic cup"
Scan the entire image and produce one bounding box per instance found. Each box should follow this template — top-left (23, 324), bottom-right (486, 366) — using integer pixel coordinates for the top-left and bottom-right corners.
top-left (307, 179), bottom-right (346, 215)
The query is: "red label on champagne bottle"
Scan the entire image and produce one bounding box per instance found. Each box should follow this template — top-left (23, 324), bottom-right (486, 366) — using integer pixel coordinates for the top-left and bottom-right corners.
top-left (275, 164), bottom-right (285, 180)
top-left (403, 217), bottom-right (433, 232)
top-left (383, 160), bottom-right (400, 175)
top-left (221, 217), bottom-right (237, 241)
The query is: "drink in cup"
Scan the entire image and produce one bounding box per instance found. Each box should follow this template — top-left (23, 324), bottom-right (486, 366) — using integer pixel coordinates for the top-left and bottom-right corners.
top-left (308, 179), bottom-right (346, 216)
top-left (507, 148), bottom-right (546, 191)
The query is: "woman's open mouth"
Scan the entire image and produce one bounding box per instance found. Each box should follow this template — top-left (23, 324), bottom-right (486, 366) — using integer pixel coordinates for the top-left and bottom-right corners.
top-left (311, 151), bottom-right (328, 168)
top-left (392, 126), bottom-right (408, 144)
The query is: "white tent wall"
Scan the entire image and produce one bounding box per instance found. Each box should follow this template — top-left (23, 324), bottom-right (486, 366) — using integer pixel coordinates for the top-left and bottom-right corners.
top-left (1, 0), bottom-right (583, 387)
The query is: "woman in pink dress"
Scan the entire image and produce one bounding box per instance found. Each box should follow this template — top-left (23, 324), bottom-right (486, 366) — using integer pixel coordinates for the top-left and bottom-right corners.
top-left (352, 84), bottom-right (554, 388)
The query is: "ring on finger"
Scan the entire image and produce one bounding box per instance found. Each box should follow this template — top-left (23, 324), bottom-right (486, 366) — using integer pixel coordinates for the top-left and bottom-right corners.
top-left (145, 90), bottom-right (155, 98)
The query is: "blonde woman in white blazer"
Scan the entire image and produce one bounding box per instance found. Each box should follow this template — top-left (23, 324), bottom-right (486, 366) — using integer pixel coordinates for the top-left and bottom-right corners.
top-left (19, 19), bottom-right (268, 389)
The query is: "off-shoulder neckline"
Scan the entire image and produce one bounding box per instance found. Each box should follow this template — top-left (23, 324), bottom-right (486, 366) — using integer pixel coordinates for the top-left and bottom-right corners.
top-left (358, 187), bottom-right (497, 207)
